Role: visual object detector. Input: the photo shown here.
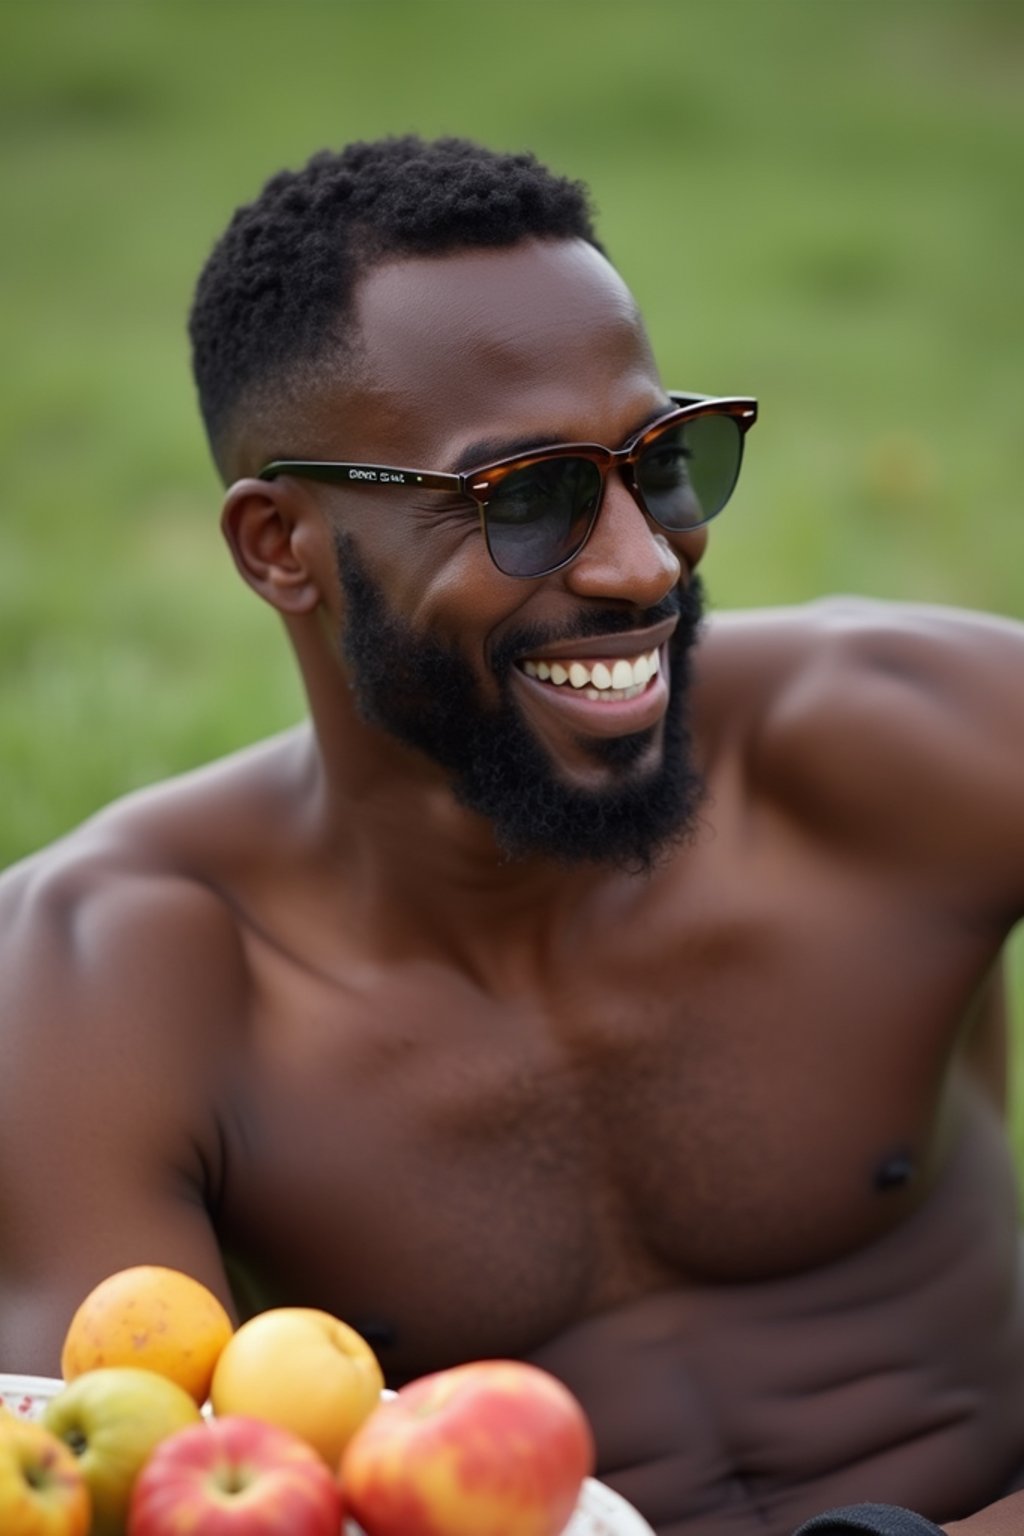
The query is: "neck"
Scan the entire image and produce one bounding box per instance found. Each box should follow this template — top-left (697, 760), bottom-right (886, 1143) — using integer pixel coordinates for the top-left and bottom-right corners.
top-left (287, 618), bottom-right (644, 969)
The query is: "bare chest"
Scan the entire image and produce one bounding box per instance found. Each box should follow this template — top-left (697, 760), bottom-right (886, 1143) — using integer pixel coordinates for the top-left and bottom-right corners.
top-left (212, 874), bottom-right (996, 1379)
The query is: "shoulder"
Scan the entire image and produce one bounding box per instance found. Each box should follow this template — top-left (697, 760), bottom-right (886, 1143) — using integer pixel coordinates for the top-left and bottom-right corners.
top-left (696, 598), bottom-right (1024, 906)
top-left (719, 594), bottom-right (1024, 755)
top-left (0, 832), bottom-right (245, 1105)
top-left (0, 840), bottom-right (240, 996)
top-left (699, 594), bottom-right (1024, 699)
top-left (0, 726), bottom-right (314, 1048)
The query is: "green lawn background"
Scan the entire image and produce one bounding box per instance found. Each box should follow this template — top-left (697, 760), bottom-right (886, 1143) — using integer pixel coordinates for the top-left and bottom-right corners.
top-left (2, 0), bottom-right (1022, 1141)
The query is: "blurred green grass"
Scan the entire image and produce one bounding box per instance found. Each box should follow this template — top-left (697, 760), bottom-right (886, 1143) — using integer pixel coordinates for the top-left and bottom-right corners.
top-left (1, 0), bottom-right (1022, 1141)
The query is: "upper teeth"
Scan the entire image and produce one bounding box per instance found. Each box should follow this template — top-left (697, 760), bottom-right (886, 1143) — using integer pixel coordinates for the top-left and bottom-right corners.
top-left (521, 648), bottom-right (660, 693)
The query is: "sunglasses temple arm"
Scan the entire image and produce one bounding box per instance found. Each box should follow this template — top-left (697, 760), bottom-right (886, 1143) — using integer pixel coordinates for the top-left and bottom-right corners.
top-left (257, 462), bottom-right (464, 492)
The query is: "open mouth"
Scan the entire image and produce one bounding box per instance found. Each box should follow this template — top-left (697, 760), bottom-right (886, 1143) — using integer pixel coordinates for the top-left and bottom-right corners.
top-left (518, 647), bottom-right (660, 703)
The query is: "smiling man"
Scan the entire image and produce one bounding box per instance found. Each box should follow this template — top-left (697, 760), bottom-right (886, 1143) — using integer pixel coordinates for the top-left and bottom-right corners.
top-left (1, 136), bottom-right (1024, 1536)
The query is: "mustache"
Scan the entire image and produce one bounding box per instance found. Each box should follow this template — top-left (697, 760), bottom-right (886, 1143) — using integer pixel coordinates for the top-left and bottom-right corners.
top-left (490, 580), bottom-right (704, 681)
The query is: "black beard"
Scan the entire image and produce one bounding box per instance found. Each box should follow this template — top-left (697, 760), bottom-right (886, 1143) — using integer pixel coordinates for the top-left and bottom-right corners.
top-left (334, 532), bottom-right (707, 873)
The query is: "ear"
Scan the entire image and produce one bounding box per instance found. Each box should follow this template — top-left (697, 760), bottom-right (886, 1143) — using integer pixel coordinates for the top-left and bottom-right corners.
top-left (220, 479), bottom-right (321, 614)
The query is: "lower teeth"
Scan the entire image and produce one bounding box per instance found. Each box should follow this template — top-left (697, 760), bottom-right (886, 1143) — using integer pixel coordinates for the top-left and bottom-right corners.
top-left (551, 682), bottom-right (644, 702)
top-left (583, 683), bottom-right (644, 702)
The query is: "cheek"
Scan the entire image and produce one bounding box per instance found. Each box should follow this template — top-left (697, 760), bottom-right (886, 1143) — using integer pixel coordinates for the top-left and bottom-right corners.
top-left (352, 511), bottom-right (470, 621)
top-left (340, 516), bottom-right (532, 673)
top-left (416, 561), bottom-right (539, 706)
top-left (375, 518), bottom-right (516, 629)
top-left (411, 554), bottom-right (512, 639)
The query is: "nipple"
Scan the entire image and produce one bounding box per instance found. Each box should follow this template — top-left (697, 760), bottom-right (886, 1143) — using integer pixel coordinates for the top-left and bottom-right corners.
top-left (354, 1318), bottom-right (397, 1350)
top-left (874, 1148), bottom-right (916, 1192)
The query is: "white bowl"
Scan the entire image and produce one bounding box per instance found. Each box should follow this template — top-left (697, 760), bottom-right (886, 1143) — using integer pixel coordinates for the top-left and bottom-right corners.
top-left (1, 1378), bottom-right (654, 1534)
top-left (0, 1373), bottom-right (64, 1421)
top-left (565, 1479), bottom-right (657, 1535)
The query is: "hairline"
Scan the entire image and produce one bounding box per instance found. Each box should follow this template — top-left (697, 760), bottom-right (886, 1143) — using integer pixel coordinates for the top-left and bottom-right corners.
top-left (213, 233), bottom-right (609, 486)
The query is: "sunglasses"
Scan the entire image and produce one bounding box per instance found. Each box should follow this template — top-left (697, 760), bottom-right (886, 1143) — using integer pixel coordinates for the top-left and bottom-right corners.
top-left (258, 390), bottom-right (757, 580)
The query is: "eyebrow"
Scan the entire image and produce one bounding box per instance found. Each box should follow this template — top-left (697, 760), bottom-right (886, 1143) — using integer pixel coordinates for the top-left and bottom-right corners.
top-left (451, 398), bottom-right (675, 475)
top-left (451, 432), bottom-right (556, 474)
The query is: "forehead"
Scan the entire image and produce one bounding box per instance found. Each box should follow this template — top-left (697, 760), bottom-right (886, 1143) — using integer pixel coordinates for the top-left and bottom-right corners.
top-left (337, 238), bottom-right (664, 462)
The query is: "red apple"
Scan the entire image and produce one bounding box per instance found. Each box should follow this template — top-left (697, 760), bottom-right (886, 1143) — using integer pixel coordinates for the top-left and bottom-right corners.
top-left (127, 1415), bottom-right (343, 1536)
top-left (340, 1359), bottom-right (595, 1536)
top-left (0, 1418), bottom-right (90, 1536)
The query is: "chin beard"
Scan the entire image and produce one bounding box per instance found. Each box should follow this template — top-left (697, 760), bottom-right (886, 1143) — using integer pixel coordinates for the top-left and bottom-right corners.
top-left (334, 532), bottom-right (708, 873)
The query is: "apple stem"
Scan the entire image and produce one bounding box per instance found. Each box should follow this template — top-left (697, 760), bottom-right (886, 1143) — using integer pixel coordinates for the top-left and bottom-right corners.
top-left (216, 1461), bottom-right (251, 1495)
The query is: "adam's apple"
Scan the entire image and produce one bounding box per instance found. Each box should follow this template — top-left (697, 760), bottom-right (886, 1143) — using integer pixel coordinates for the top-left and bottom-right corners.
top-left (340, 1359), bottom-right (595, 1536)
top-left (43, 1367), bottom-right (201, 1536)
top-left (210, 1307), bottom-right (383, 1465)
top-left (0, 1418), bottom-right (90, 1536)
top-left (128, 1414), bottom-right (343, 1535)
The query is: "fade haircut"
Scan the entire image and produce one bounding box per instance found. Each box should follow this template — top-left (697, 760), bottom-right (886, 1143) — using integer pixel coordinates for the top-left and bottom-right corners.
top-left (189, 134), bottom-right (602, 477)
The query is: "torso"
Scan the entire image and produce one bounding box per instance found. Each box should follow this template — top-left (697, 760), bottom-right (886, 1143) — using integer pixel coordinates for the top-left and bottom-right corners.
top-left (5, 604), bottom-right (1024, 1536)
top-left (207, 801), bottom-right (1024, 1536)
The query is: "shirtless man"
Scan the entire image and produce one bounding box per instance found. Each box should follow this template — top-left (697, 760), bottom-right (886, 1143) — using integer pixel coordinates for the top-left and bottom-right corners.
top-left (1, 135), bottom-right (1023, 1536)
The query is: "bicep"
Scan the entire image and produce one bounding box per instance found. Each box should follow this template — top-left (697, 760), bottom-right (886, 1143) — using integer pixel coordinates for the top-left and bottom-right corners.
top-left (0, 1184), bottom-right (236, 1378)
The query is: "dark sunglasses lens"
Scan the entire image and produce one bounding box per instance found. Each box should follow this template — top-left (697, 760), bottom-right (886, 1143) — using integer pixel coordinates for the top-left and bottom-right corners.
top-left (637, 414), bottom-right (742, 530)
top-left (484, 457), bottom-right (602, 577)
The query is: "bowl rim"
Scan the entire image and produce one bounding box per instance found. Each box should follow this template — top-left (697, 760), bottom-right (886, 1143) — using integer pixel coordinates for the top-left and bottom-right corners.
top-left (0, 1373), bottom-right (64, 1394)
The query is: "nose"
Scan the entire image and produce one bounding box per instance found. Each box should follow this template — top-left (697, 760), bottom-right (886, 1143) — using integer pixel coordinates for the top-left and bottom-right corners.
top-left (562, 473), bottom-right (697, 606)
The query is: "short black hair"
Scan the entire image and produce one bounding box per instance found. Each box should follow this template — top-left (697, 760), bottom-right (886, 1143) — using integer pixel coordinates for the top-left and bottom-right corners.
top-left (189, 134), bottom-right (602, 475)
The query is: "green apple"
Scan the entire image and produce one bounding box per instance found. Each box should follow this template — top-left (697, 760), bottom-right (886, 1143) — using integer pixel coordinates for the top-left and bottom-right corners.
top-left (43, 1367), bottom-right (201, 1536)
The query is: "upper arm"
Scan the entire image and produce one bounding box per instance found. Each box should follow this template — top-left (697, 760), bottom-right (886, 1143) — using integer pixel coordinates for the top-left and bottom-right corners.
top-left (0, 849), bottom-right (248, 1374)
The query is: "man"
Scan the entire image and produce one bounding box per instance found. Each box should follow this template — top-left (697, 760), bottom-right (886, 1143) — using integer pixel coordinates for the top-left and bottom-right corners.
top-left (1, 135), bottom-right (1022, 1536)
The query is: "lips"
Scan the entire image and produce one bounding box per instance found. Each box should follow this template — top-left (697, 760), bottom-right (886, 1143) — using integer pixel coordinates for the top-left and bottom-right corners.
top-left (514, 615), bottom-right (678, 665)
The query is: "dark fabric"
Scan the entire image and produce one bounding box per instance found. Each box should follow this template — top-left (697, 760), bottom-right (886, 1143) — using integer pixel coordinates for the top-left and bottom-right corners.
top-left (793, 1505), bottom-right (946, 1536)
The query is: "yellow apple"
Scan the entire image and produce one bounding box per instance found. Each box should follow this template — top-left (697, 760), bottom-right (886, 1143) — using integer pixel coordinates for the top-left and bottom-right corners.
top-left (210, 1308), bottom-right (383, 1467)
top-left (0, 1418), bottom-right (90, 1536)
top-left (43, 1367), bottom-right (202, 1536)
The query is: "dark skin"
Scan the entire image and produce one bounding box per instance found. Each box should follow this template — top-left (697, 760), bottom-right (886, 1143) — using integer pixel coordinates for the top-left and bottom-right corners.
top-left (1, 239), bottom-right (1023, 1536)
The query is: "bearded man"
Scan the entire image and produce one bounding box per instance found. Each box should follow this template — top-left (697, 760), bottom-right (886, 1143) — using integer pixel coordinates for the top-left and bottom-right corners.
top-left (1, 136), bottom-right (1023, 1536)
